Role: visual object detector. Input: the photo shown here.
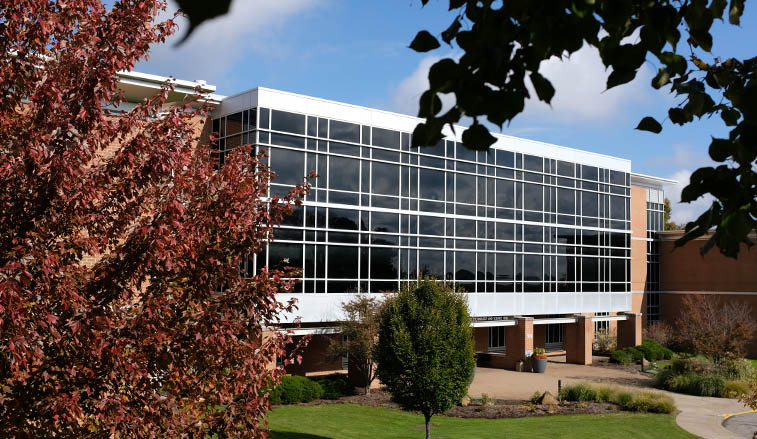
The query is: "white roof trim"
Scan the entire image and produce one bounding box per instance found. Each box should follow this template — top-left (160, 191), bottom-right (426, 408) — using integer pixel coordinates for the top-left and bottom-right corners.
top-left (631, 172), bottom-right (677, 188)
top-left (215, 87), bottom-right (634, 172)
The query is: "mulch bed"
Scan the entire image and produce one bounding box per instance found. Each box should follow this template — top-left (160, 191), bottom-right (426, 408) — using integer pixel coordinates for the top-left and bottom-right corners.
top-left (590, 356), bottom-right (658, 376)
top-left (291, 390), bottom-right (620, 419)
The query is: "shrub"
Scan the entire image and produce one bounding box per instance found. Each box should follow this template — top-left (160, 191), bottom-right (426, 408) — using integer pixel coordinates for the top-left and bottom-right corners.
top-left (529, 391), bottom-right (542, 405)
top-left (612, 391), bottom-right (634, 408)
top-left (311, 373), bottom-right (354, 400)
top-left (270, 376), bottom-right (324, 405)
top-left (594, 329), bottom-right (616, 353)
top-left (722, 358), bottom-right (755, 381)
top-left (610, 350), bottom-right (633, 366)
top-left (723, 380), bottom-right (751, 398)
top-left (629, 392), bottom-right (676, 414)
top-left (301, 378), bottom-right (325, 402)
top-left (693, 374), bottom-right (726, 397)
top-left (559, 383), bottom-right (598, 402)
top-left (637, 339), bottom-right (674, 361)
top-left (596, 386), bottom-right (615, 403)
top-left (626, 347), bottom-right (644, 363)
top-left (664, 372), bottom-right (697, 394)
top-left (560, 383), bottom-right (675, 413)
top-left (644, 322), bottom-right (674, 348)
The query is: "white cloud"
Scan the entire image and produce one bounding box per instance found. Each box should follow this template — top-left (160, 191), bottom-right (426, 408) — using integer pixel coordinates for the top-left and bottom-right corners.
top-left (390, 54), bottom-right (455, 116)
top-left (138, 0), bottom-right (319, 84)
top-left (664, 169), bottom-right (715, 225)
top-left (523, 43), bottom-right (655, 123)
top-left (390, 42), bottom-right (666, 127)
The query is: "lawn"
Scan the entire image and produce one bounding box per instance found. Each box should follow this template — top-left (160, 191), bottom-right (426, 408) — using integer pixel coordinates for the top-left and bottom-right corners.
top-left (266, 404), bottom-right (697, 439)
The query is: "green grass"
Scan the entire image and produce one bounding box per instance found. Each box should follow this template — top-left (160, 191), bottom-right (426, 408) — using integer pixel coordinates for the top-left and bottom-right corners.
top-left (266, 403), bottom-right (697, 439)
top-left (749, 358), bottom-right (757, 370)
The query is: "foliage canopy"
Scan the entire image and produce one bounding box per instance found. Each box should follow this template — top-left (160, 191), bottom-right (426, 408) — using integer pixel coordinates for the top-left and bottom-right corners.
top-left (0, 1), bottom-right (308, 437)
top-left (375, 280), bottom-right (474, 439)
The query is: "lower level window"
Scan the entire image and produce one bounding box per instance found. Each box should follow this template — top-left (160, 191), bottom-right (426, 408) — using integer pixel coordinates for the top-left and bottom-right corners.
top-left (488, 326), bottom-right (506, 353)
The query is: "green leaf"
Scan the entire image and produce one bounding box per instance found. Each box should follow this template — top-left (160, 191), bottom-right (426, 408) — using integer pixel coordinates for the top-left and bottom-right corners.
top-left (411, 122), bottom-right (445, 148)
top-left (409, 31), bottom-right (441, 53)
top-left (174, 0), bottom-right (233, 45)
top-left (668, 107), bottom-right (692, 125)
top-left (708, 138), bottom-right (733, 162)
top-left (729, 0), bottom-right (745, 24)
top-left (606, 68), bottom-right (637, 89)
top-left (636, 117), bottom-right (662, 134)
top-left (418, 91), bottom-right (443, 118)
top-left (720, 108), bottom-right (740, 126)
top-left (652, 68), bottom-right (670, 89)
top-left (441, 18), bottom-right (462, 45)
top-left (428, 59), bottom-right (459, 91)
top-left (461, 123), bottom-right (496, 151)
top-left (530, 72), bottom-right (555, 104)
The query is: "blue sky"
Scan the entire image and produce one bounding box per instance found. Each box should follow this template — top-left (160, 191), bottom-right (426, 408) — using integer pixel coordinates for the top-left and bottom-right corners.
top-left (139, 0), bottom-right (757, 224)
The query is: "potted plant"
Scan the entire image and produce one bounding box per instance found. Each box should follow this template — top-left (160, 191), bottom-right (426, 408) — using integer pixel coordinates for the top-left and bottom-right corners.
top-left (531, 347), bottom-right (548, 373)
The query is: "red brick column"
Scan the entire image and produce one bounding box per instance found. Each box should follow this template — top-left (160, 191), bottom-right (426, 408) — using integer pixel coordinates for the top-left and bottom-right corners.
top-left (565, 315), bottom-right (593, 365)
top-left (503, 317), bottom-right (534, 370)
top-left (617, 312), bottom-right (642, 349)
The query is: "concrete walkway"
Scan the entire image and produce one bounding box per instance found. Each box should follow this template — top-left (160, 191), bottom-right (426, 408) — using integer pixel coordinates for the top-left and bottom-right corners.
top-left (468, 357), bottom-right (750, 439)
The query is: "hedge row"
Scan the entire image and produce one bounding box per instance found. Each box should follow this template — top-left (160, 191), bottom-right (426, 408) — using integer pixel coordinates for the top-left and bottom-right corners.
top-left (609, 339), bottom-right (674, 365)
top-left (270, 374), bottom-right (354, 405)
top-left (558, 383), bottom-right (675, 414)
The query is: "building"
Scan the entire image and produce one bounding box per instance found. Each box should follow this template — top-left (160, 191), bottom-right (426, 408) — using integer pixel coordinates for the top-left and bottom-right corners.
top-left (656, 230), bottom-right (757, 356)
top-left (210, 86), bottom-right (676, 373)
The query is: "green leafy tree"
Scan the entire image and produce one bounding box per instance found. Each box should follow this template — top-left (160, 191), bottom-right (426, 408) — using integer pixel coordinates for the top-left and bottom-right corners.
top-left (327, 295), bottom-right (382, 394)
top-left (407, 0), bottom-right (754, 258)
top-left (375, 280), bottom-right (474, 439)
top-left (664, 198), bottom-right (681, 230)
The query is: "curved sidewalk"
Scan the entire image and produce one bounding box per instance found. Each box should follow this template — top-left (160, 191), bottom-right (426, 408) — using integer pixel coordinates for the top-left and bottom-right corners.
top-left (469, 359), bottom-right (750, 438)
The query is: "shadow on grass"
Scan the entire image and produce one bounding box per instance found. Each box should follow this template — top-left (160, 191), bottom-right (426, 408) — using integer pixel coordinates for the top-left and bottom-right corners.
top-left (270, 431), bottom-right (333, 439)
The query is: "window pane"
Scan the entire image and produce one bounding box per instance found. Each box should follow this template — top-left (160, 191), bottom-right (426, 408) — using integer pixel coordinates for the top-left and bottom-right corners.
top-left (456, 173), bottom-right (475, 203)
top-left (270, 148), bottom-right (304, 185)
top-left (328, 246), bottom-right (358, 278)
top-left (524, 154), bottom-right (542, 172)
top-left (582, 165), bottom-right (599, 181)
top-left (271, 132), bottom-right (305, 149)
top-left (372, 212), bottom-right (398, 233)
top-left (226, 112), bottom-right (243, 135)
top-left (582, 192), bottom-right (598, 217)
top-left (419, 250), bottom-right (444, 278)
top-left (269, 243), bottom-right (303, 271)
top-left (610, 195), bottom-right (625, 220)
top-left (419, 216), bottom-right (444, 236)
top-left (371, 247), bottom-right (398, 279)
top-left (524, 225), bottom-right (543, 242)
top-left (496, 150), bottom-right (514, 167)
top-left (556, 160), bottom-right (574, 177)
top-left (372, 162), bottom-right (399, 195)
top-left (329, 156), bottom-right (359, 191)
top-left (329, 208), bottom-right (359, 230)
top-left (496, 253), bottom-right (513, 280)
top-left (523, 254), bottom-right (542, 282)
top-left (330, 141), bottom-right (359, 156)
top-left (419, 168), bottom-right (445, 201)
top-left (455, 251), bottom-right (475, 280)
top-left (582, 257), bottom-right (599, 282)
top-left (496, 179), bottom-right (514, 208)
top-left (456, 143), bottom-right (476, 162)
top-left (372, 127), bottom-right (400, 149)
top-left (557, 188), bottom-right (575, 215)
top-left (523, 183), bottom-right (543, 211)
top-left (271, 110), bottom-right (305, 134)
top-left (330, 120), bottom-right (360, 143)
top-left (455, 219), bottom-right (476, 238)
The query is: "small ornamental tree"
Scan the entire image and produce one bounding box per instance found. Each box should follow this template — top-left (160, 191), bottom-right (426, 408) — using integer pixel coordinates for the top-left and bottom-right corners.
top-left (328, 295), bottom-right (382, 394)
top-left (674, 295), bottom-right (756, 362)
top-left (0, 1), bottom-right (309, 438)
top-left (375, 279), bottom-right (474, 439)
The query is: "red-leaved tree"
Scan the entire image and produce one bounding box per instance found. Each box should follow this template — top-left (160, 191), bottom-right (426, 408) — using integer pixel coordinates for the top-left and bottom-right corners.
top-left (0, 1), bottom-right (309, 438)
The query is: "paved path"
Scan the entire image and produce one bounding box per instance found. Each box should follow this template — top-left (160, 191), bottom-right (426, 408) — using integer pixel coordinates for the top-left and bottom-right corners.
top-left (469, 357), bottom-right (750, 439)
top-left (723, 411), bottom-right (757, 438)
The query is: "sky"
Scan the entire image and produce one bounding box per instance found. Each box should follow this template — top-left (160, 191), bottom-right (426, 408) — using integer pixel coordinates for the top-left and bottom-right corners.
top-left (137, 1), bottom-right (757, 225)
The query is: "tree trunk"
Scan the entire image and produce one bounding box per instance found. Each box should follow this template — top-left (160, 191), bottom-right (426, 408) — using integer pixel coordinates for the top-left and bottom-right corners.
top-left (425, 413), bottom-right (431, 439)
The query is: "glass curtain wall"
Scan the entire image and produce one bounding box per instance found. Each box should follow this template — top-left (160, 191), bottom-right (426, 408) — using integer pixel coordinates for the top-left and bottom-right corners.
top-left (213, 108), bottom-right (632, 295)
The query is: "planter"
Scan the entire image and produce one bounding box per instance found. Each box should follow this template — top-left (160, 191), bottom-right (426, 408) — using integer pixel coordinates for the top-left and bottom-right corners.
top-left (532, 357), bottom-right (548, 373)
